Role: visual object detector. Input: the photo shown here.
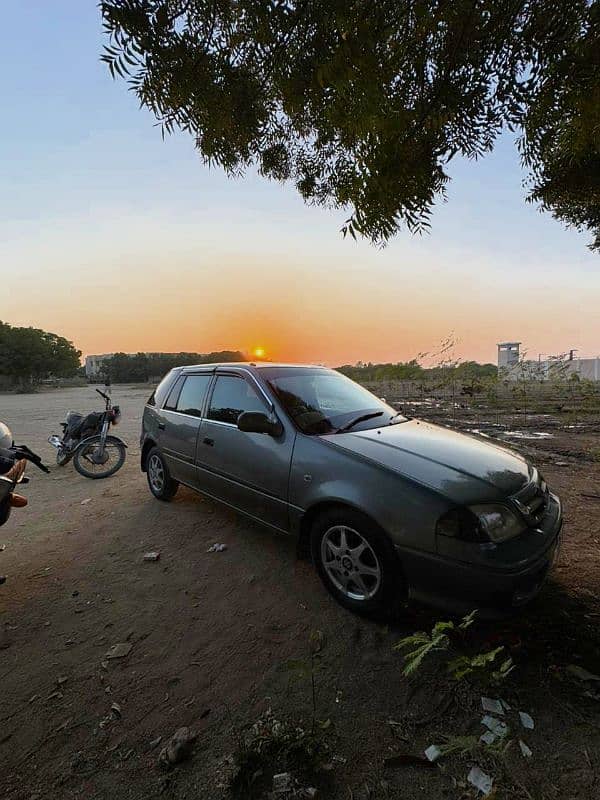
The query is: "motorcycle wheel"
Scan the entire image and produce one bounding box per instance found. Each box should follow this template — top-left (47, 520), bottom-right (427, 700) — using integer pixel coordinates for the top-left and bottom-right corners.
top-left (73, 436), bottom-right (126, 479)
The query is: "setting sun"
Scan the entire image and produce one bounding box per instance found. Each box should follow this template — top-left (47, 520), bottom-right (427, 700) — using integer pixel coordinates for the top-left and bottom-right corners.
top-left (252, 347), bottom-right (266, 359)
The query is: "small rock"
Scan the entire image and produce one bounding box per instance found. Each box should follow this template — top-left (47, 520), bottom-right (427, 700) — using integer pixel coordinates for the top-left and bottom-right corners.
top-left (80, 498), bottom-right (91, 505)
top-left (158, 726), bottom-right (197, 770)
top-left (272, 772), bottom-right (292, 793)
top-left (143, 551), bottom-right (160, 562)
top-left (104, 642), bottom-right (133, 660)
top-left (207, 543), bottom-right (227, 553)
top-left (57, 676), bottom-right (68, 686)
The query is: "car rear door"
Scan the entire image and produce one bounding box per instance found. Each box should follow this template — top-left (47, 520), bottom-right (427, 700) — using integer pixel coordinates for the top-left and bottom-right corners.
top-left (195, 370), bottom-right (294, 530)
top-left (160, 371), bottom-right (213, 487)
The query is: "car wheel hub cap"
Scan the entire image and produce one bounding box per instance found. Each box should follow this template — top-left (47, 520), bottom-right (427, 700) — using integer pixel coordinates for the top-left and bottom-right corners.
top-left (321, 525), bottom-right (381, 601)
top-left (148, 455), bottom-right (164, 492)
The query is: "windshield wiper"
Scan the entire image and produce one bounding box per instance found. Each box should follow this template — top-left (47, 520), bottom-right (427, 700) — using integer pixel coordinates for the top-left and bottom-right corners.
top-left (336, 411), bottom-right (384, 434)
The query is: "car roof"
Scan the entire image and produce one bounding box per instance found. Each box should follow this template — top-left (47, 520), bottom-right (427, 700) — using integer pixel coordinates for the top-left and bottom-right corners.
top-left (179, 362), bottom-right (329, 372)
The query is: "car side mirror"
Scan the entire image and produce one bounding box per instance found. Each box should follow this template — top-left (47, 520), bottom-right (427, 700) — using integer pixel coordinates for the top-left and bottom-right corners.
top-left (237, 411), bottom-right (283, 437)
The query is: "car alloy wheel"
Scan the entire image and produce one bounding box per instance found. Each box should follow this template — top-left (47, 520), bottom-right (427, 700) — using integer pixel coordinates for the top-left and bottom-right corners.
top-left (320, 524), bottom-right (382, 601)
top-left (148, 453), bottom-right (165, 494)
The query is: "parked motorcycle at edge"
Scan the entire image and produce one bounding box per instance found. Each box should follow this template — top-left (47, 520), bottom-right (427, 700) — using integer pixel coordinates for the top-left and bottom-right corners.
top-left (48, 386), bottom-right (127, 479)
top-left (0, 437), bottom-right (49, 528)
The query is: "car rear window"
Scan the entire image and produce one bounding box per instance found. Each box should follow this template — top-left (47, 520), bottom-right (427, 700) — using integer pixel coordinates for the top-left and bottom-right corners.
top-left (147, 370), bottom-right (177, 407)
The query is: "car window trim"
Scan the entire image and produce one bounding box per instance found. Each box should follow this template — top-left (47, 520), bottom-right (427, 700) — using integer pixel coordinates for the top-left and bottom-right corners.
top-left (163, 371), bottom-right (214, 417)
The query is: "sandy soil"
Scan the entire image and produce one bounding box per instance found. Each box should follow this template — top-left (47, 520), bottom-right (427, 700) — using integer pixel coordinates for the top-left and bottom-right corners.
top-left (1, 385), bottom-right (599, 800)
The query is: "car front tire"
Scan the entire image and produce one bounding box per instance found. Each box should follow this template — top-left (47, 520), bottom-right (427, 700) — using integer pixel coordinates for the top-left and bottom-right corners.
top-left (310, 507), bottom-right (406, 618)
top-left (146, 447), bottom-right (179, 501)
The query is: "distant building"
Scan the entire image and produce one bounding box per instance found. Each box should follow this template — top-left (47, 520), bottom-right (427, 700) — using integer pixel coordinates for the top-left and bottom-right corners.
top-left (497, 342), bottom-right (521, 370)
top-left (497, 342), bottom-right (600, 381)
top-left (85, 354), bottom-right (114, 378)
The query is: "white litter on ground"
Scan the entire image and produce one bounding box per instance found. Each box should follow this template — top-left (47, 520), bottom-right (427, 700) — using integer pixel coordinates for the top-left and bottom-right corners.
top-left (468, 766), bottom-right (494, 796)
top-left (519, 711), bottom-right (534, 730)
top-left (481, 715), bottom-right (509, 738)
top-left (481, 697), bottom-right (505, 715)
top-left (424, 744), bottom-right (442, 762)
top-left (519, 740), bottom-right (533, 758)
top-left (207, 543), bottom-right (227, 553)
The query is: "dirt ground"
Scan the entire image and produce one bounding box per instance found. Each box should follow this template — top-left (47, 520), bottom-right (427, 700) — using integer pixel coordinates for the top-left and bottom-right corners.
top-left (1, 385), bottom-right (599, 800)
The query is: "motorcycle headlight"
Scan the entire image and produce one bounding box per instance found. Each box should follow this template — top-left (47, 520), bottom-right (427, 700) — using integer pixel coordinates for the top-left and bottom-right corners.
top-left (469, 504), bottom-right (526, 543)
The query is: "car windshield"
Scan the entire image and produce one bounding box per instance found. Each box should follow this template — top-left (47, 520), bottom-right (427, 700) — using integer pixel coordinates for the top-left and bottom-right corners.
top-left (262, 367), bottom-right (406, 435)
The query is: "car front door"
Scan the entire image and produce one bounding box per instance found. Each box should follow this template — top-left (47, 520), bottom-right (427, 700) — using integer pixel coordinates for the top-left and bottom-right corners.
top-left (160, 372), bottom-right (213, 486)
top-left (195, 371), bottom-right (294, 530)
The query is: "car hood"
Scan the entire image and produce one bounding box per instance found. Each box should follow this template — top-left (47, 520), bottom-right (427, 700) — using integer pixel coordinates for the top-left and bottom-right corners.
top-left (325, 419), bottom-right (532, 503)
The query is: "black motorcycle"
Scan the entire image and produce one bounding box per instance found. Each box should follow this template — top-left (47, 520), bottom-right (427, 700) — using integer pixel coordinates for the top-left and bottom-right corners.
top-left (48, 387), bottom-right (127, 479)
top-left (0, 443), bottom-right (49, 528)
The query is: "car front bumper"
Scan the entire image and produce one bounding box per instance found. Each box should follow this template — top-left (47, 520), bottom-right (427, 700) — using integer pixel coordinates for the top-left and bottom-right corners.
top-left (399, 496), bottom-right (563, 618)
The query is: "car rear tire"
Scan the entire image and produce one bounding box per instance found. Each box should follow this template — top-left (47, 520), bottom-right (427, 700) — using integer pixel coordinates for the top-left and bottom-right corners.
top-left (310, 507), bottom-right (406, 619)
top-left (146, 447), bottom-right (179, 501)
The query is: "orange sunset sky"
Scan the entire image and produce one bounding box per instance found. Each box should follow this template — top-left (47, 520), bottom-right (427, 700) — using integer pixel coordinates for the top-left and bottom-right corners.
top-left (1, 4), bottom-right (598, 367)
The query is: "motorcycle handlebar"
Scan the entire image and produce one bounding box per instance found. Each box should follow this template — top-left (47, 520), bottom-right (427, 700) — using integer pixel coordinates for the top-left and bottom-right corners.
top-left (95, 388), bottom-right (109, 400)
top-left (0, 445), bottom-right (50, 474)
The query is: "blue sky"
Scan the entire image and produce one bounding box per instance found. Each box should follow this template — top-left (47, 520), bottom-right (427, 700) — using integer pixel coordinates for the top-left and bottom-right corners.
top-left (1, 1), bottom-right (598, 365)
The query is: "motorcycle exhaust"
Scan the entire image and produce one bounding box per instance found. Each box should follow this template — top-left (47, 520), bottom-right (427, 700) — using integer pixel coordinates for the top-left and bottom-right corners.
top-left (48, 435), bottom-right (62, 449)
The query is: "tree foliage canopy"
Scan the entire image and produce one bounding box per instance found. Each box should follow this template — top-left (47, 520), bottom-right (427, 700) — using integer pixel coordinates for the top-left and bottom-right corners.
top-left (101, 0), bottom-right (599, 249)
top-left (103, 350), bottom-right (245, 382)
top-left (0, 321), bottom-right (82, 386)
top-left (338, 359), bottom-right (497, 385)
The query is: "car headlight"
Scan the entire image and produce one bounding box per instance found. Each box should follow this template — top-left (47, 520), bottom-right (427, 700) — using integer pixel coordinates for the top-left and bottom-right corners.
top-left (436, 504), bottom-right (526, 544)
top-left (469, 504), bottom-right (526, 543)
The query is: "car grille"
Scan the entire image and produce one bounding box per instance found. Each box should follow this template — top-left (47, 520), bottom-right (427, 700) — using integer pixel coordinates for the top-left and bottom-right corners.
top-left (512, 474), bottom-right (549, 528)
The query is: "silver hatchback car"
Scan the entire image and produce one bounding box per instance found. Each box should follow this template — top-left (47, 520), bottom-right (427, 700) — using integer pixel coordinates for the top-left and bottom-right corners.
top-left (140, 363), bottom-right (562, 617)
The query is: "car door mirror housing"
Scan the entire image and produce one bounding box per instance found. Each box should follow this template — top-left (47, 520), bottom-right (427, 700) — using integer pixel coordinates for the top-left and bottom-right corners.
top-left (237, 411), bottom-right (283, 437)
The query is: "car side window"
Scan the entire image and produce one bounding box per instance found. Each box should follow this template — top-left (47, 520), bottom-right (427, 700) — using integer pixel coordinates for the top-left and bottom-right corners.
top-left (148, 370), bottom-right (177, 407)
top-left (163, 375), bottom-right (185, 411)
top-left (207, 375), bottom-right (267, 425)
top-left (170, 375), bottom-right (212, 417)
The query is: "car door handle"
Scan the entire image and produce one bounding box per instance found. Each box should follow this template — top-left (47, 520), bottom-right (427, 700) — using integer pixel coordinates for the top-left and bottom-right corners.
top-left (203, 437), bottom-right (214, 447)
top-left (158, 422), bottom-right (165, 430)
